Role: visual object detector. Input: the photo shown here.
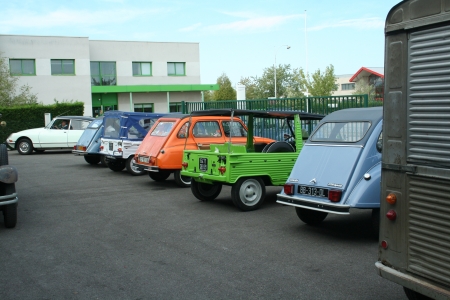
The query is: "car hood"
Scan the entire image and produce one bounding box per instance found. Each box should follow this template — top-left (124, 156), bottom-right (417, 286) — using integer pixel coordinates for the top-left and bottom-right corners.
top-left (287, 144), bottom-right (363, 191)
top-left (8, 127), bottom-right (46, 140)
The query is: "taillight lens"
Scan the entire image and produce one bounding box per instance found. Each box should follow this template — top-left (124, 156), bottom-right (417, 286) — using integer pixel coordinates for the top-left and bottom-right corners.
top-left (284, 184), bottom-right (295, 195)
top-left (328, 190), bottom-right (342, 202)
top-left (386, 210), bottom-right (397, 221)
top-left (218, 166), bottom-right (226, 175)
top-left (381, 240), bottom-right (388, 249)
top-left (73, 145), bottom-right (77, 150)
top-left (182, 162), bottom-right (188, 170)
top-left (100, 146), bottom-right (104, 150)
top-left (386, 193), bottom-right (397, 205)
top-left (117, 148), bottom-right (122, 153)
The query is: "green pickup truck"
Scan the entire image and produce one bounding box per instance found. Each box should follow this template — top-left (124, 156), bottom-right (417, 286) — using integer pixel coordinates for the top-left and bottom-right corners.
top-left (181, 109), bottom-right (324, 211)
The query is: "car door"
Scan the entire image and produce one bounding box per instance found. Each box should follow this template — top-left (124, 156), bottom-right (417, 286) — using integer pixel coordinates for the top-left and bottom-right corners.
top-left (67, 119), bottom-right (92, 147)
top-left (192, 120), bottom-right (226, 149)
top-left (38, 119), bottom-right (69, 147)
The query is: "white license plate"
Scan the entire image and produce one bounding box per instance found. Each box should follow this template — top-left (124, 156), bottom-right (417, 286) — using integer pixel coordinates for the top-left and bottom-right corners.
top-left (140, 156), bottom-right (149, 163)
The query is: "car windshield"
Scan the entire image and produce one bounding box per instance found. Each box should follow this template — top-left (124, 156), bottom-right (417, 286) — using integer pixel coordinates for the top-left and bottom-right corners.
top-left (310, 121), bottom-right (371, 143)
top-left (222, 121), bottom-right (247, 137)
top-left (151, 121), bottom-right (175, 137)
top-left (87, 119), bottom-right (103, 129)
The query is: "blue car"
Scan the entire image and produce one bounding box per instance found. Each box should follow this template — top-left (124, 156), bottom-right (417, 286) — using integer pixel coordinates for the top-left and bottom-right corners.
top-left (277, 107), bottom-right (383, 227)
top-left (73, 117), bottom-right (105, 165)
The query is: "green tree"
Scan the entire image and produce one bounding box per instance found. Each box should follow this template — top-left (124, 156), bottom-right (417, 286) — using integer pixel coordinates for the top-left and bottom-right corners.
top-left (302, 64), bottom-right (337, 97)
top-left (203, 90), bottom-right (214, 102)
top-left (238, 64), bottom-right (306, 99)
top-left (213, 73), bottom-right (236, 101)
top-left (0, 53), bottom-right (38, 106)
top-left (353, 80), bottom-right (375, 100)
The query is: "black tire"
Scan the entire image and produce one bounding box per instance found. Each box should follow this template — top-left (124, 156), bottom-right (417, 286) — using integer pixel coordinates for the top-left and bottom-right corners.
top-left (174, 170), bottom-right (191, 187)
top-left (17, 138), bottom-right (33, 155)
top-left (295, 207), bottom-right (328, 225)
top-left (403, 287), bottom-right (433, 300)
top-left (108, 160), bottom-right (126, 172)
top-left (148, 171), bottom-right (171, 181)
top-left (231, 177), bottom-right (266, 211)
top-left (191, 180), bottom-right (222, 201)
top-left (84, 155), bottom-right (101, 165)
top-left (261, 142), bottom-right (275, 153)
top-left (100, 155), bottom-right (108, 167)
top-left (125, 156), bottom-right (145, 176)
top-left (2, 182), bottom-right (17, 228)
top-left (371, 208), bottom-right (380, 237)
top-left (264, 141), bottom-right (295, 153)
top-left (0, 144), bottom-right (8, 165)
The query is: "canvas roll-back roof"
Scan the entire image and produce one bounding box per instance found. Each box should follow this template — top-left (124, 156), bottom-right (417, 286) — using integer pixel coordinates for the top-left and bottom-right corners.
top-left (319, 107), bottom-right (382, 123)
top-left (189, 109), bottom-right (325, 121)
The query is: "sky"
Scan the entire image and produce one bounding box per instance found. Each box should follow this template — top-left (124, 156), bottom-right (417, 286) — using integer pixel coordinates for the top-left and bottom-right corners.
top-left (0, 0), bottom-right (401, 86)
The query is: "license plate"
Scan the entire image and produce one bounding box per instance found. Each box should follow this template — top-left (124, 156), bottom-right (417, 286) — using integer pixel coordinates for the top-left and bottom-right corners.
top-left (199, 158), bottom-right (208, 172)
top-left (140, 156), bottom-right (149, 163)
top-left (298, 185), bottom-right (329, 198)
top-left (109, 143), bottom-right (113, 151)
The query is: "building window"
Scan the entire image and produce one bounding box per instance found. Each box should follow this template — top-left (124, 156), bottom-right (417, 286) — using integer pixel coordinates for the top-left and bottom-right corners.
top-left (170, 102), bottom-right (183, 112)
top-left (133, 62), bottom-right (152, 76)
top-left (51, 59), bottom-right (75, 75)
top-left (134, 103), bottom-right (154, 112)
top-left (167, 62), bottom-right (185, 76)
top-left (9, 59), bottom-right (35, 76)
top-left (341, 83), bottom-right (355, 91)
top-left (90, 62), bottom-right (116, 86)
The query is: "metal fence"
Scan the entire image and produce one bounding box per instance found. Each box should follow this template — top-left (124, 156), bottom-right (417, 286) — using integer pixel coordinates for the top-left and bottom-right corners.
top-left (180, 95), bottom-right (382, 141)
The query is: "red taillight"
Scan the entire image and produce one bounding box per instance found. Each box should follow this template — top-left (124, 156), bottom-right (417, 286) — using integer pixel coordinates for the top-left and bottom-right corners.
top-left (284, 184), bottom-right (295, 195)
top-left (73, 145), bottom-right (77, 150)
top-left (218, 166), bottom-right (226, 175)
top-left (328, 189), bottom-right (342, 202)
top-left (117, 148), bottom-right (122, 153)
top-left (182, 162), bottom-right (188, 170)
top-left (381, 240), bottom-right (388, 249)
top-left (386, 209), bottom-right (397, 221)
top-left (100, 146), bottom-right (104, 150)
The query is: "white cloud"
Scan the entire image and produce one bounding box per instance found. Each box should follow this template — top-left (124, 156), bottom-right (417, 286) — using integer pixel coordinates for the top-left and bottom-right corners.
top-left (206, 14), bottom-right (303, 32)
top-left (180, 23), bottom-right (202, 32)
top-left (308, 17), bottom-right (384, 31)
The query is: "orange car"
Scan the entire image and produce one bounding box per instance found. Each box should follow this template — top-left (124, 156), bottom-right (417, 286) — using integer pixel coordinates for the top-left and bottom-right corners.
top-left (134, 113), bottom-right (274, 187)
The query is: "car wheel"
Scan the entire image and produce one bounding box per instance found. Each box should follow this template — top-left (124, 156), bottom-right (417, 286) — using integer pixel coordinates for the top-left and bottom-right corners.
top-left (191, 180), bottom-right (222, 201)
top-left (148, 171), bottom-right (171, 181)
top-left (100, 155), bottom-right (108, 167)
top-left (0, 144), bottom-right (8, 165)
top-left (108, 160), bottom-right (126, 172)
top-left (403, 287), bottom-right (433, 300)
top-left (295, 207), bottom-right (328, 225)
top-left (231, 177), bottom-right (266, 211)
top-left (126, 156), bottom-right (145, 176)
top-left (84, 155), bottom-right (101, 165)
top-left (17, 138), bottom-right (33, 155)
top-left (174, 170), bottom-right (191, 187)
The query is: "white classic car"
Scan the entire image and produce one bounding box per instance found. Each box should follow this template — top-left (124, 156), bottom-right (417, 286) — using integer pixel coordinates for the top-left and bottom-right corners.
top-left (6, 116), bottom-right (95, 155)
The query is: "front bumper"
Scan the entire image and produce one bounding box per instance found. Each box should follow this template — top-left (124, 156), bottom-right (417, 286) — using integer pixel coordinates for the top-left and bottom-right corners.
top-left (276, 194), bottom-right (350, 214)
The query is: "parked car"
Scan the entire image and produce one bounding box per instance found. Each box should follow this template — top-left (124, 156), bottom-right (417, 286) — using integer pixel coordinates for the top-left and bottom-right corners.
top-left (72, 116), bottom-right (106, 165)
top-left (99, 111), bottom-right (167, 175)
top-left (181, 109), bottom-right (324, 211)
top-left (277, 106), bottom-right (383, 227)
top-left (134, 112), bottom-right (275, 187)
top-left (6, 116), bottom-right (95, 155)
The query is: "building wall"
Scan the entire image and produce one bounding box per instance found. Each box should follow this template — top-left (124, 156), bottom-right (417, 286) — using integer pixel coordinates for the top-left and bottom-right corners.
top-left (333, 74), bottom-right (356, 96)
top-left (0, 35), bottom-right (93, 112)
top-left (117, 91), bottom-right (201, 113)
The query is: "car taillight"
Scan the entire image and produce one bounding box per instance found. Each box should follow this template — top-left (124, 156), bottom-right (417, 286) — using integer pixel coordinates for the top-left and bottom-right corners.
top-left (73, 145), bottom-right (77, 150)
top-left (117, 148), bottom-right (122, 153)
top-left (182, 162), bottom-right (188, 170)
top-left (328, 190), bottom-right (342, 202)
top-left (218, 166), bottom-right (226, 175)
top-left (386, 193), bottom-right (397, 205)
top-left (100, 146), bottom-right (104, 150)
top-left (386, 209), bottom-right (397, 221)
top-left (150, 157), bottom-right (156, 165)
top-left (284, 184), bottom-right (295, 195)
top-left (381, 240), bottom-right (388, 249)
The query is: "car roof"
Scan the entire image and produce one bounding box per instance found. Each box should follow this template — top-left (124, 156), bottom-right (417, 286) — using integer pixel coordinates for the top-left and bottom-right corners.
top-left (320, 106), bottom-right (382, 123)
top-left (55, 116), bottom-right (95, 121)
top-left (189, 109), bottom-right (325, 120)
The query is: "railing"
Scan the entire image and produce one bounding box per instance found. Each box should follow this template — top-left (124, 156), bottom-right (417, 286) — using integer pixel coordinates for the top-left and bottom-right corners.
top-left (180, 95), bottom-right (382, 141)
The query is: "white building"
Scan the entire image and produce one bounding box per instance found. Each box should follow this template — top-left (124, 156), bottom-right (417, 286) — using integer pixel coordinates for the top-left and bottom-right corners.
top-left (333, 67), bottom-right (384, 98)
top-left (0, 35), bottom-right (218, 116)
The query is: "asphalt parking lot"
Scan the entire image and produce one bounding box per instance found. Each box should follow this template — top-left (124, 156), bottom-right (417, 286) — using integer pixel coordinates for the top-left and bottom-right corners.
top-left (0, 150), bottom-right (406, 300)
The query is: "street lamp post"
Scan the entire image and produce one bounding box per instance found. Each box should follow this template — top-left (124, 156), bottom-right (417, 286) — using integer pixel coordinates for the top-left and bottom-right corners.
top-left (274, 45), bottom-right (291, 99)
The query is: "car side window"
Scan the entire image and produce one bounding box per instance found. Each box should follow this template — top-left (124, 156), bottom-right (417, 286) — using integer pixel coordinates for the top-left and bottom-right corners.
top-left (70, 119), bottom-right (91, 130)
top-left (376, 131), bottom-right (382, 153)
top-left (177, 122), bottom-right (190, 138)
top-left (193, 121), bottom-right (221, 137)
top-left (222, 121), bottom-right (247, 137)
